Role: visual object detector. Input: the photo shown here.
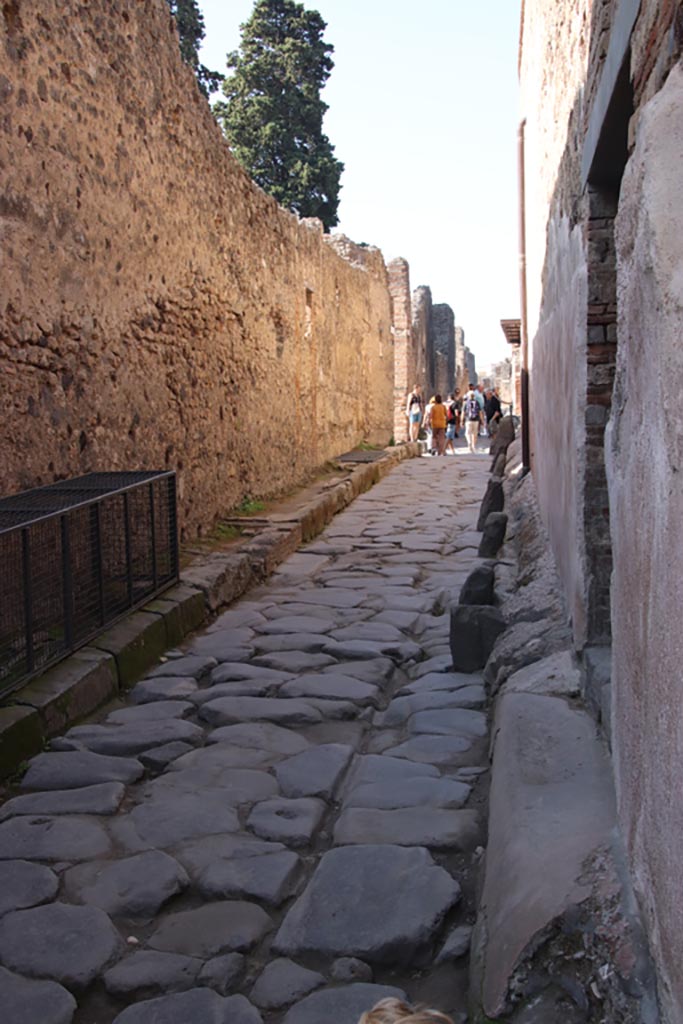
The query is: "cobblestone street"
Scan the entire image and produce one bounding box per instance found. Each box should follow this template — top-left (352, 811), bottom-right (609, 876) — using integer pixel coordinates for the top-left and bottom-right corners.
top-left (0, 452), bottom-right (492, 1024)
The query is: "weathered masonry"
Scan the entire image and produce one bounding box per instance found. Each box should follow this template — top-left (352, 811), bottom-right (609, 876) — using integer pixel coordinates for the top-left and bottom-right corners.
top-left (0, 0), bottom-right (394, 541)
top-left (519, 1), bottom-right (683, 1019)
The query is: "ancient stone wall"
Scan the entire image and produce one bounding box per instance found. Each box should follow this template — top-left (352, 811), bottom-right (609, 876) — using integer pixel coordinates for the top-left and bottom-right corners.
top-left (431, 304), bottom-right (455, 399)
top-left (0, 0), bottom-right (393, 541)
top-left (387, 258), bottom-right (415, 443)
top-left (454, 326), bottom-right (467, 394)
top-left (411, 286), bottom-right (433, 397)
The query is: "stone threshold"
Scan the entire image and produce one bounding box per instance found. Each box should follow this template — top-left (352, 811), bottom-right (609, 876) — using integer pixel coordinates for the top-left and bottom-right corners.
top-left (0, 443), bottom-right (420, 779)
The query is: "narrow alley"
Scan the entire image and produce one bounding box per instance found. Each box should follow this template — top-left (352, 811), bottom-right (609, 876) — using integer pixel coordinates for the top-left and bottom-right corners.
top-left (0, 453), bottom-right (493, 1024)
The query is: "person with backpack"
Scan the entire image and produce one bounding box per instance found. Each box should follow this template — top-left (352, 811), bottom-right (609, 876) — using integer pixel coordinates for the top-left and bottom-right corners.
top-left (405, 385), bottom-right (424, 443)
top-left (445, 392), bottom-right (459, 454)
top-left (463, 383), bottom-right (483, 454)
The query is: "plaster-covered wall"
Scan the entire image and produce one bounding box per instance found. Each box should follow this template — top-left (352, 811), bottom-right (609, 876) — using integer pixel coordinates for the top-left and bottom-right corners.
top-left (608, 62), bottom-right (683, 1024)
top-left (0, 0), bottom-right (393, 540)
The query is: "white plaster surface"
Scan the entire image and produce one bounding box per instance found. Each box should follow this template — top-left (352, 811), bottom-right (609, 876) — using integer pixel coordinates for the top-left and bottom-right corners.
top-left (608, 62), bottom-right (683, 1024)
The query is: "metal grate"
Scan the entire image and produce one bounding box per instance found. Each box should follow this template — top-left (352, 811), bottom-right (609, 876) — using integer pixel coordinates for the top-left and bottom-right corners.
top-left (0, 471), bottom-right (179, 698)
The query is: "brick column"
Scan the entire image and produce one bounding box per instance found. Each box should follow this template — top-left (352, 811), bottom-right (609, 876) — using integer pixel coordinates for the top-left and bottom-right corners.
top-left (387, 258), bottom-right (415, 443)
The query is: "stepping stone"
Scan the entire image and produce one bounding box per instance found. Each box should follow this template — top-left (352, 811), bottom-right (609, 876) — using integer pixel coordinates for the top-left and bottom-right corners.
top-left (210, 664), bottom-right (293, 686)
top-left (251, 634), bottom-right (330, 654)
top-left (149, 901), bottom-right (272, 957)
top-left (0, 816), bottom-right (112, 862)
top-left (383, 736), bottom-right (474, 766)
top-left (275, 744), bottom-right (354, 799)
top-left (0, 782), bottom-right (125, 820)
top-left (112, 989), bottom-right (262, 1024)
top-left (58, 720), bottom-right (204, 757)
top-left (20, 752), bottom-right (143, 791)
top-left (343, 776), bottom-right (471, 811)
top-left (198, 953), bottom-right (245, 995)
top-left (0, 860), bottom-right (58, 917)
top-left (252, 652), bottom-right (337, 674)
top-left (408, 708), bottom-right (488, 738)
top-left (248, 798), bottom-right (325, 847)
top-left (199, 697), bottom-right (323, 727)
top-left (103, 951), bottom-right (201, 998)
top-left (274, 845), bottom-right (459, 964)
top-left (250, 958), bottom-right (324, 1009)
top-left (174, 834), bottom-right (300, 906)
top-left (256, 617), bottom-right (334, 635)
top-left (139, 742), bottom-right (195, 771)
top-left (346, 755), bottom-right (439, 789)
top-left (147, 656), bottom-right (217, 679)
top-left (381, 688), bottom-right (486, 727)
top-left (154, 767), bottom-right (278, 804)
top-left (63, 850), bottom-right (188, 916)
top-left (105, 701), bottom-right (194, 724)
top-left (130, 677), bottom-right (199, 704)
top-left (206, 723), bottom-right (309, 756)
top-left (0, 902), bottom-right (122, 990)
top-left (0, 966), bottom-right (76, 1024)
top-left (435, 925), bottom-right (473, 963)
top-left (127, 791), bottom-right (240, 847)
top-left (334, 807), bottom-right (480, 850)
top-left (280, 675), bottom-right (379, 706)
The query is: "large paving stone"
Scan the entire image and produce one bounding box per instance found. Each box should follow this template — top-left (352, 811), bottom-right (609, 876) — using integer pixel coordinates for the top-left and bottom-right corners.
top-left (285, 588), bottom-right (366, 608)
top-left (59, 720), bottom-right (204, 757)
top-left (194, 680), bottom-right (276, 701)
top-left (139, 742), bottom-right (195, 771)
top-left (0, 782), bottom-right (125, 820)
top-left (112, 988), bottom-right (263, 1024)
top-left (408, 708), bottom-right (488, 738)
top-left (205, 723), bottom-right (309, 756)
top-left (282, 983), bottom-right (406, 1024)
top-left (20, 751), bottom-right (143, 791)
top-left (275, 744), bottom-right (354, 799)
top-left (187, 637), bottom-right (254, 663)
top-left (105, 701), bottom-right (194, 724)
top-left (334, 807), bottom-right (480, 850)
top-left (166, 743), bottom-right (275, 774)
top-left (402, 670), bottom-right (480, 694)
top-left (0, 902), bottom-right (122, 989)
top-left (255, 616), bottom-right (334, 635)
top-left (208, 664), bottom-right (294, 686)
top-left (127, 791), bottom-right (240, 847)
top-left (147, 656), bottom-right (217, 679)
top-left (63, 850), bottom-right (188, 915)
top-left (198, 953), bottom-right (245, 995)
top-left (252, 652), bottom-right (337, 673)
top-left (381, 689), bottom-right (485, 727)
top-left (129, 677), bottom-right (199, 704)
top-left (103, 951), bottom-right (201, 998)
top-left (0, 966), bottom-right (76, 1024)
top-left (331, 622), bottom-right (406, 643)
top-left (0, 816), bottom-right (112, 862)
top-left (252, 633), bottom-right (331, 654)
top-left (274, 845), bottom-right (459, 964)
top-left (346, 755), bottom-right (439, 789)
top-left (174, 834), bottom-right (300, 906)
top-left (247, 798), bottom-right (325, 847)
top-left (324, 657), bottom-right (394, 682)
top-left (149, 901), bottom-right (272, 957)
top-left (198, 697), bottom-right (323, 727)
top-left (280, 674), bottom-right (379, 706)
top-left (0, 860), bottom-right (58, 917)
top-left (382, 736), bottom-right (474, 766)
top-left (250, 958), bottom-right (324, 1009)
top-left (157, 766), bottom-right (278, 803)
top-left (344, 776), bottom-right (471, 811)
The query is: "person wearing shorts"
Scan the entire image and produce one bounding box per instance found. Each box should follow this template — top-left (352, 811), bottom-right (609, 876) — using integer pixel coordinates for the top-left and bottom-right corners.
top-left (405, 384), bottom-right (423, 442)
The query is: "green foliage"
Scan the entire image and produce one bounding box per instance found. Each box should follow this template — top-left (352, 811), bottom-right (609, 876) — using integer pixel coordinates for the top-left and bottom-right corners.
top-left (234, 497), bottom-right (267, 516)
top-left (215, 0), bottom-right (344, 230)
top-left (166, 0), bottom-right (223, 98)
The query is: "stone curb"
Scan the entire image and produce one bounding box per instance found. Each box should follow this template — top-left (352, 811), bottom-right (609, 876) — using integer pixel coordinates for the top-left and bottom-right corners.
top-left (0, 444), bottom-right (419, 778)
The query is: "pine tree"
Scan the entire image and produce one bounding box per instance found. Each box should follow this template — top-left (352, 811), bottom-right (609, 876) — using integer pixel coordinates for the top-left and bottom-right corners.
top-left (214, 0), bottom-right (344, 230)
top-left (166, 0), bottom-right (223, 98)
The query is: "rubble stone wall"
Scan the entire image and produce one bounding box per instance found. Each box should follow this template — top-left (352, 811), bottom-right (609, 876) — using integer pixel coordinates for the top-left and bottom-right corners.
top-left (412, 286), bottom-right (433, 397)
top-left (431, 303), bottom-right (455, 399)
top-left (387, 258), bottom-right (415, 443)
top-left (0, 0), bottom-right (393, 540)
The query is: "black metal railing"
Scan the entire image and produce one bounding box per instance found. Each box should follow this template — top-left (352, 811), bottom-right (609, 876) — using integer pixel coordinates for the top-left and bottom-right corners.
top-left (0, 471), bottom-right (179, 698)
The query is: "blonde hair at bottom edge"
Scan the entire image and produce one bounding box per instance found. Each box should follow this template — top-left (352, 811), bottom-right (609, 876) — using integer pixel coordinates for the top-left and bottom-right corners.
top-left (358, 997), bottom-right (454, 1024)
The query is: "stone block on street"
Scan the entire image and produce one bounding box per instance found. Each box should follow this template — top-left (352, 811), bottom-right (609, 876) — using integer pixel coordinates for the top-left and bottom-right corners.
top-left (0, 966), bottom-right (76, 1024)
top-left (449, 605), bottom-right (506, 672)
top-left (476, 477), bottom-right (505, 531)
top-left (478, 512), bottom-right (508, 557)
top-left (275, 743), bottom-right (354, 799)
top-left (250, 957), bottom-right (325, 1009)
top-left (20, 751), bottom-right (144, 791)
top-left (149, 901), bottom-right (272, 957)
top-left (0, 860), bottom-right (58, 917)
top-left (459, 564), bottom-right (496, 606)
top-left (63, 850), bottom-right (189, 916)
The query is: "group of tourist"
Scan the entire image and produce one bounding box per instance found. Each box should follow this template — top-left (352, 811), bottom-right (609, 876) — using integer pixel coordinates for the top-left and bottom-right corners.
top-left (405, 382), bottom-right (502, 455)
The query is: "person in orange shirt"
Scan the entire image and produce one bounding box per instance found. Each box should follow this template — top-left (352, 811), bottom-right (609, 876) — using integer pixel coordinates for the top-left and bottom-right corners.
top-left (424, 393), bottom-right (448, 456)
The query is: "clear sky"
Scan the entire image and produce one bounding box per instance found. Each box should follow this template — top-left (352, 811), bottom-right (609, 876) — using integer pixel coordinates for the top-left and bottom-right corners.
top-left (199, 0), bottom-right (521, 372)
